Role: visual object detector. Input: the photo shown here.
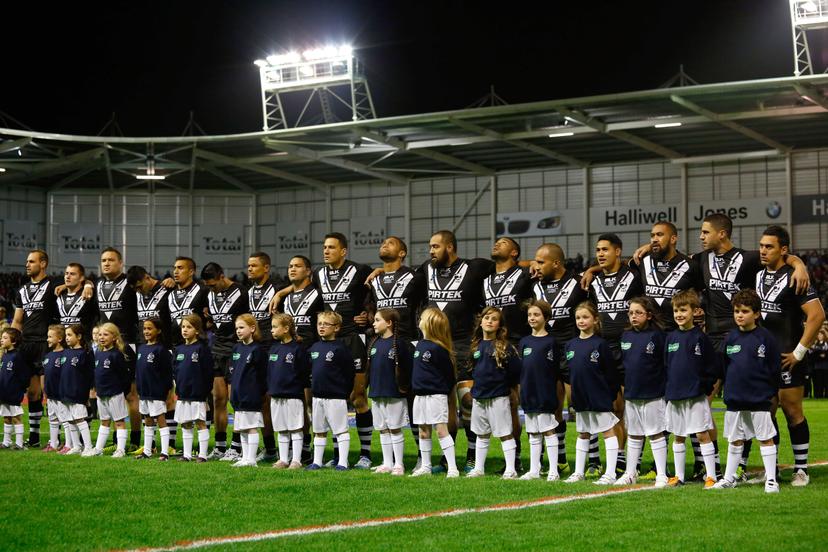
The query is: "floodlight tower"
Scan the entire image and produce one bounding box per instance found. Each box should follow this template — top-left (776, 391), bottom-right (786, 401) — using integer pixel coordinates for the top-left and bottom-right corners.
top-left (790, 0), bottom-right (828, 75)
top-left (254, 45), bottom-right (376, 130)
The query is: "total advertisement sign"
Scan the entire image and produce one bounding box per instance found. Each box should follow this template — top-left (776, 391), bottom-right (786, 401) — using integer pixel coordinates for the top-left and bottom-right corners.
top-left (348, 216), bottom-right (387, 264)
top-left (274, 221), bottom-right (311, 270)
top-left (194, 224), bottom-right (244, 269)
top-left (57, 223), bottom-right (104, 268)
top-left (2, 220), bottom-right (43, 268)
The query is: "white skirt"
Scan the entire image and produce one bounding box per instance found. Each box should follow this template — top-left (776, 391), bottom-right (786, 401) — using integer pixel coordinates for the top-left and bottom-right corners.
top-left (624, 398), bottom-right (667, 436)
top-left (174, 400), bottom-right (207, 423)
top-left (471, 396), bottom-right (513, 438)
top-left (371, 397), bottom-right (409, 431)
top-left (270, 398), bottom-right (305, 433)
top-left (412, 394), bottom-right (449, 425)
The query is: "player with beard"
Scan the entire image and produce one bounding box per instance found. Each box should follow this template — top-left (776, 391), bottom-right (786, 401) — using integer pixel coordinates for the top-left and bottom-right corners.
top-left (532, 243), bottom-right (588, 473)
top-left (57, 263), bottom-right (98, 338)
top-left (421, 230), bottom-right (494, 472)
top-left (12, 249), bottom-right (71, 446)
top-left (200, 262), bottom-right (252, 462)
top-left (484, 237), bottom-right (533, 469)
top-left (127, 265), bottom-right (174, 454)
top-left (631, 222), bottom-right (703, 331)
top-left (751, 226), bottom-right (824, 486)
top-left (588, 234), bottom-right (644, 476)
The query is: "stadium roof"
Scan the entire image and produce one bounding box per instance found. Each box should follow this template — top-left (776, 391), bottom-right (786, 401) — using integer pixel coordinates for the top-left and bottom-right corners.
top-left (2, 74), bottom-right (828, 192)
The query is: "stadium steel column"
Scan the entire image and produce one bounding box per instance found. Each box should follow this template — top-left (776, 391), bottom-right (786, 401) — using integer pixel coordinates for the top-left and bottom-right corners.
top-left (583, 168), bottom-right (590, 257)
top-left (404, 180), bottom-right (412, 265)
top-left (490, 175), bottom-right (497, 243)
top-left (680, 164), bottom-right (688, 253)
top-left (785, 152), bottom-right (793, 240)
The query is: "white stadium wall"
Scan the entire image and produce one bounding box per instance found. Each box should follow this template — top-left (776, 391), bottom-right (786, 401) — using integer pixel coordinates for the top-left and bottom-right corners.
top-left (0, 185), bottom-right (47, 272)
top-left (2, 150), bottom-right (826, 274)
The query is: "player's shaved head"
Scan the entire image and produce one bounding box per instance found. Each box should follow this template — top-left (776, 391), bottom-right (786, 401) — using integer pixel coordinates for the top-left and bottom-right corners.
top-left (539, 243), bottom-right (565, 262)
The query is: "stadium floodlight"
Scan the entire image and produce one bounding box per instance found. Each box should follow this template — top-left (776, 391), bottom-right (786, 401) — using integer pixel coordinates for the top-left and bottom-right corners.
top-left (548, 132), bottom-right (575, 137)
top-left (790, 0), bottom-right (828, 75)
top-left (255, 43), bottom-right (375, 129)
top-left (654, 122), bottom-right (682, 128)
top-left (0, 167), bottom-right (6, 172)
top-left (135, 174), bottom-right (166, 180)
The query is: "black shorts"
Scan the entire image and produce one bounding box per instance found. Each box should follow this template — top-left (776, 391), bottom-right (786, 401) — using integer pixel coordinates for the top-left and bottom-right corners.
top-left (19, 340), bottom-right (48, 376)
top-left (780, 364), bottom-right (807, 389)
top-left (608, 342), bottom-right (624, 382)
top-left (340, 334), bottom-right (367, 374)
top-left (554, 343), bottom-right (570, 385)
top-left (452, 339), bottom-right (473, 383)
top-left (213, 354), bottom-right (232, 382)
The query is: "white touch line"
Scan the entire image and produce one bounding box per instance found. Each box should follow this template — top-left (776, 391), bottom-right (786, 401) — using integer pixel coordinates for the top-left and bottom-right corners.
top-left (123, 486), bottom-right (654, 552)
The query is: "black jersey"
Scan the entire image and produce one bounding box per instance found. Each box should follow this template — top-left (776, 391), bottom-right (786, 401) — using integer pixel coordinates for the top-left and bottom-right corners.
top-left (314, 260), bottom-right (372, 337)
top-left (421, 258), bottom-right (494, 346)
top-left (57, 289), bottom-right (98, 334)
top-left (634, 252), bottom-right (702, 330)
top-left (284, 285), bottom-right (324, 344)
top-left (96, 274), bottom-right (138, 344)
top-left (483, 265), bottom-right (533, 342)
top-left (168, 281), bottom-right (209, 346)
top-left (136, 283), bottom-right (172, 345)
top-left (369, 266), bottom-right (425, 342)
top-left (589, 265), bottom-right (644, 344)
top-left (756, 266), bottom-right (819, 352)
top-left (13, 277), bottom-right (59, 342)
top-left (208, 283), bottom-right (249, 357)
top-left (532, 270), bottom-right (588, 344)
top-left (248, 278), bottom-right (278, 341)
top-left (695, 248), bottom-right (761, 336)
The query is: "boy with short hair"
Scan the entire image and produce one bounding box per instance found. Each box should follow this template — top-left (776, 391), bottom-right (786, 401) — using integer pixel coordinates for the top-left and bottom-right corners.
top-left (306, 311), bottom-right (356, 471)
top-left (711, 289), bottom-right (780, 493)
top-left (664, 289), bottom-right (720, 488)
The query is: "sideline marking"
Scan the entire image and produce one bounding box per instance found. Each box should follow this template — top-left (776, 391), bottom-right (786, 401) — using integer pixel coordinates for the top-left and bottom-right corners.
top-left (122, 486), bottom-right (654, 551)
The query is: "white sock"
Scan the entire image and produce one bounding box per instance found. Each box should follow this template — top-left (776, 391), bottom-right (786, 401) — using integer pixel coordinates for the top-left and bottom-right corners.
top-left (77, 421), bottom-right (92, 449)
top-left (182, 427), bottom-right (194, 459)
top-left (144, 426), bottom-right (155, 455)
top-left (159, 427), bottom-right (170, 456)
top-left (528, 434), bottom-right (542, 475)
top-left (68, 423), bottom-right (80, 449)
top-left (14, 424), bottom-right (24, 447)
top-left (575, 437), bottom-right (590, 476)
top-left (95, 425), bottom-right (111, 451)
top-left (278, 434), bottom-right (290, 463)
top-left (700, 441), bottom-right (716, 480)
top-left (438, 435), bottom-right (457, 471)
top-left (391, 433), bottom-right (405, 468)
top-left (246, 432), bottom-right (259, 463)
top-left (761, 444), bottom-right (777, 482)
top-left (502, 438), bottom-right (517, 473)
top-left (116, 428), bottom-right (127, 452)
top-left (380, 432), bottom-right (393, 468)
top-left (725, 443), bottom-right (743, 483)
top-left (313, 436), bottom-right (327, 466)
top-left (673, 441), bottom-right (687, 482)
top-left (626, 438), bottom-right (644, 476)
top-left (241, 433), bottom-right (250, 461)
top-left (49, 421), bottom-right (60, 448)
top-left (419, 437), bottom-right (433, 469)
top-left (336, 433), bottom-right (350, 468)
top-left (650, 438), bottom-right (668, 477)
top-left (3, 423), bottom-right (12, 445)
top-left (291, 431), bottom-right (303, 464)
top-left (63, 423), bottom-right (73, 448)
top-left (198, 429), bottom-right (209, 459)
top-left (545, 434), bottom-right (559, 476)
top-left (604, 436), bottom-right (619, 476)
top-left (475, 437), bottom-right (490, 473)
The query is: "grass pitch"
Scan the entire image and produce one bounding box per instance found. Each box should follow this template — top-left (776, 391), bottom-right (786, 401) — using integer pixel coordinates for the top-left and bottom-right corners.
top-left (1, 399), bottom-right (828, 551)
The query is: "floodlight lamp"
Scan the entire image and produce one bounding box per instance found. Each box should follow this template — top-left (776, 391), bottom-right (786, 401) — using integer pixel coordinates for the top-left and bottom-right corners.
top-left (654, 122), bottom-right (682, 128)
top-left (136, 174), bottom-right (166, 180)
top-left (299, 65), bottom-right (314, 77)
top-left (254, 59), bottom-right (268, 68)
top-left (339, 44), bottom-right (352, 56)
top-left (548, 132), bottom-right (574, 138)
top-left (0, 167), bottom-right (5, 172)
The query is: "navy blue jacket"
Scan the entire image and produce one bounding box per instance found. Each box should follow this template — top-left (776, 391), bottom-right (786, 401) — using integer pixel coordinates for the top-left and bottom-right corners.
top-left (518, 334), bottom-right (558, 414)
top-left (267, 341), bottom-right (311, 399)
top-left (135, 343), bottom-right (173, 401)
top-left (620, 327), bottom-right (667, 400)
top-left (565, 334), bottom-right (618, 413)
top-left (94, 348), bottom-right (129, 398)
top-left (309, 339), bottom-right (356, 400)
top-left (230, 342), bottom-right (267, 411)
top-left (411, 340), bottom-right (455, 396)
top-left (368, 336), bottom-right (413, 399)
top-left (43, 350), bottom-right (65, 400)
top-left (173, 341), bottom-right (214, 402)
top-left (664, 326), bottom-right (719, 401)
top-left (59, 347), bottom-right (94, 404)
top-left (0, 350), bottom-right (31, 405)
top-left (471, 340), bottom-right (521, 399)
top-left (723, 327), bottom-right (780, 412)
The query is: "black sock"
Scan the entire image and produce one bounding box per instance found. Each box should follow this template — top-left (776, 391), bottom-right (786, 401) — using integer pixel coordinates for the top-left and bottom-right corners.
top-left (130, 430), bottom-right (141, 447)
top-left (588, 434), bottom-right (600, 467)
top-left (616, 450), bottom-right (627, 472)
top-left (464, 426), bottom-right (477, 464)
top-left (28, 401), bottom-right (43, 446)
top-left (740, 439), bottom-right (753, 468)
top-left (263, 434), bottom-right (277, 456)
top-left (231, 431), bottom-right (241, 453)
top-left (712, 440), bottom-right (722, 478)
top-left (302, 432), bottom-right (312, 463)
top-left (332, 434), bottom-right (339, 464)
top-left (355, 410), bottom-right (373, 460)
top-left (556, 423), bottom-right (567, 465)
top-left (165, 410), bottom-right (177, 449)
top-left (215, 431), bottom-right (227, 452)
top-left (690, 434), bottom-right (702, 470)
top-left (790, 419), bottom-right (810, 475)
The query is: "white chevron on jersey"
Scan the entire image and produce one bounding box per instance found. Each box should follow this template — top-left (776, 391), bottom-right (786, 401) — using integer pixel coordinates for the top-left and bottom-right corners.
top-left (249, 283), bottom-right (276, 318)
top-left (484, 268), bottom-right (522, 303)
top-left (137, 286), bottom-right (168, 319)
top-left (20, 280), bottom-right (51, 311)
top-left (591, 271), bottom-right (635, 320)
top-left (168, 285), bottom-right (203, 324)
top-left (58, 292), bottom-right (87, 321)
top-left (642, 255), bottom-right (690, 305)
top-left (208, 287), bottom-right (243, 328)
top-left (533, 277), bottom-right (578, 327)
top-left (708, 251), bottom-right (743, 300)
top-left (755, 269), bottom-right (789, 319)
top-left (284, 288), bottom-right (320, 317)
top-left (318, 265), bottom-right (357, 311)
top-left (427, 262), bottom-right (468, 311)
top-left (97, 278), bottom-right (129, 318)
top-left (372, 271), bottom-right (414, 300)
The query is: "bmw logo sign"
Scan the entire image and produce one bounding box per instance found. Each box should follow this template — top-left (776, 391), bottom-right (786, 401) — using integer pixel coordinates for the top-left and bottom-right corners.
top-left (766, 201), bottom-right (782, 219)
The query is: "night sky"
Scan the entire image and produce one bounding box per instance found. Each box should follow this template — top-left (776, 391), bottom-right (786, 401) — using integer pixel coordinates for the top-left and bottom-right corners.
top-left (0, 0), bottom-right (818, 137)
